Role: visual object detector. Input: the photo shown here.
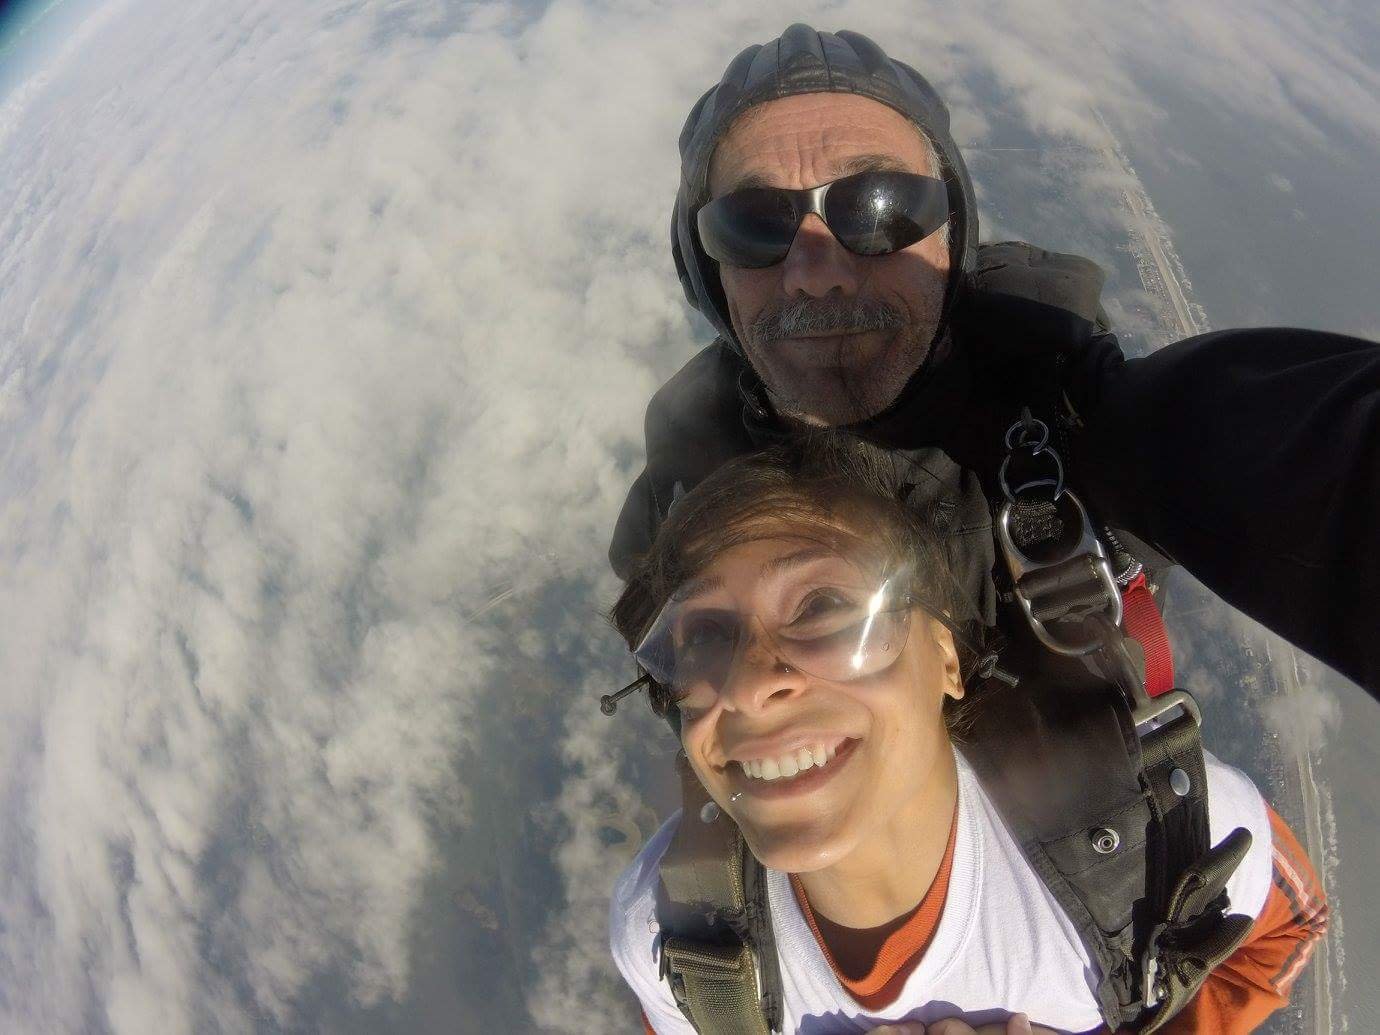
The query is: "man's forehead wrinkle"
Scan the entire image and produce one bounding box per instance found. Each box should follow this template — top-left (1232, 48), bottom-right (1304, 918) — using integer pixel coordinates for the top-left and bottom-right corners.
top-left (708, 93), bottom-right (925, 197)
top-left (721, 150), bottom-right (916, 195)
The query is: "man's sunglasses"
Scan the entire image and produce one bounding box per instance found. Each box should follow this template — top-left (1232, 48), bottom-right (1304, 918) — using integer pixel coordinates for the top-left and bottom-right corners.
top-left (696, 170), bottom-right (949, 269)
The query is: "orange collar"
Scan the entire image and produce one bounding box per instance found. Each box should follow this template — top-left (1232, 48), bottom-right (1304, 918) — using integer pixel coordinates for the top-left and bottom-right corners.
top-left (789, 810), bottom-right (957, 1010)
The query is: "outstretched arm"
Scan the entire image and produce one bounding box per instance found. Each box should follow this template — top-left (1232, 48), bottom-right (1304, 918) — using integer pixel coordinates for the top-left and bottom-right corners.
top-left (1070, 327), bottom-right (1380, 698)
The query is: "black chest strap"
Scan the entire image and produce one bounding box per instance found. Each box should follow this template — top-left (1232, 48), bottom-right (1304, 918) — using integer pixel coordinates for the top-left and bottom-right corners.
top-left (987, 397), bottom-right (1254, 1028)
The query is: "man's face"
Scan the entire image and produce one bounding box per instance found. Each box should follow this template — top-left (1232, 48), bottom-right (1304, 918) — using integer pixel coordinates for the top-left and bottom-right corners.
top-left (673, 528), bottom-right (961, 874)
top-left (707, 93), bottom-right (951, 426)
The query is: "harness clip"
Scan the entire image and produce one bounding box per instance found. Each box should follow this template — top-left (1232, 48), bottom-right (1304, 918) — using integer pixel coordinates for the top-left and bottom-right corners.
top-left (997, 489), bottom-right (1123, 656)
top-left (1089, 614), bottom-right (1202, 729)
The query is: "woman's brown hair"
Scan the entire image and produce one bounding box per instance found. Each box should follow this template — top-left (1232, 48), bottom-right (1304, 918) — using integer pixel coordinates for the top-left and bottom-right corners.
top-left (609, 433), bottom-right (986, 729)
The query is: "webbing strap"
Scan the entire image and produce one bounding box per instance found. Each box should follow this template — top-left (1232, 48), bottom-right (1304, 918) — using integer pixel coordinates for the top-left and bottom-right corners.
top-left (659, 938), bottom-right (770, 1035)
top-left (1127, 715), bottom-right (1251, 1031)
top-left (657, 756), bottom-right (774, 1034)
top-left (1139, 712), bottom-right (1210, 909)
top-left (659, 758), bottom-right (746, 924)
top-left (1121, 572), bottom-right (1174, 697)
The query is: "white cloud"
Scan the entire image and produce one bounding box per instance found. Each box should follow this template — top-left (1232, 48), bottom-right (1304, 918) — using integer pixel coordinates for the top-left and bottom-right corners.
top-left (0, 0), bottom-right (1373, 1032)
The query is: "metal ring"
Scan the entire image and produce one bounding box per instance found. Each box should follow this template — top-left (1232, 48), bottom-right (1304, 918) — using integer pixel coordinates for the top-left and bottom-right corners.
top-left (998, 447), bottom-right (1066, 502)
top-left (1005, 415), bottom-right (1050, 453)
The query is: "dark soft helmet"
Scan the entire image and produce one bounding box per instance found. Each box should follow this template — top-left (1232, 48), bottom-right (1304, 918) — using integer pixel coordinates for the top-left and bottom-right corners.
top-left (672, 23), bottom-right (979, 353)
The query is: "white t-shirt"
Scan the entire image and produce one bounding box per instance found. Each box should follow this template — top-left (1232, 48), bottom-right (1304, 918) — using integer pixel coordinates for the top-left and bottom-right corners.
top-left (610, 749), bottom-right (1273, 1035)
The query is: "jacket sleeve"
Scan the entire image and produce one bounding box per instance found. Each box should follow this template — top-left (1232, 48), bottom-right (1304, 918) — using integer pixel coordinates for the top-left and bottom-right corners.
top-left (1068, 328), bottom-right (1380, 699)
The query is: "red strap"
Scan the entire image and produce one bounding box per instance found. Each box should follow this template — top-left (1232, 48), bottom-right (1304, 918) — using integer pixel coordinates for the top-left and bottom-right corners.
top-left (1121, 571), bottom-right (1175, 696)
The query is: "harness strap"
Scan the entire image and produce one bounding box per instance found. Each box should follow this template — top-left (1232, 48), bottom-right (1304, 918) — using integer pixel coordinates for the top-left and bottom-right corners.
top-left (656, 755), bottom-right (775, 1034)
top-left (1140, 712), bottom-right (1211, 907)
top-left (1121, 572), bottom-right (1175, 696)
top-left (658, 939), bottom-right (768, 1035)
top-left (1125, 713), bottom-right (1253, 1031)
top-left (992, 405), bottom-right (1246, 1028)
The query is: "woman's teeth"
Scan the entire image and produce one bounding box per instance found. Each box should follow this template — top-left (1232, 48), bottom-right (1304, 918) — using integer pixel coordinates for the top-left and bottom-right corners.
top-left (737, 743), bottom-right (840, 782)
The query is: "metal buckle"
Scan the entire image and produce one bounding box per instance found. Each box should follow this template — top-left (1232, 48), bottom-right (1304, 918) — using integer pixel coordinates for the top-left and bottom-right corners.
top-left (1087, 614), bottom-right (1202, 729)
top-left (995, 413), bottom-right (1201, 733)
top-left (997, 489), bottom-right (1124, 656)
top-left (998, 411), bottom-right (1066, 501)
top-left (1141, 920), bottom-right (1169, 1010)
top-left (1142, 948), bottom-right (1161, 1009)
top-left (1132, 688), bottom-right (1202, 730)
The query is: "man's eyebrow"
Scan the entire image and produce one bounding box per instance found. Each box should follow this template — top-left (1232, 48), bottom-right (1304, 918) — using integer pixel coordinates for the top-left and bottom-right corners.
top-left (830, 153), bottom-right (913, 178)
top-left (722, 170), bottom-right (776, 194)
top-left (722, 153), bottom-right (914, 195)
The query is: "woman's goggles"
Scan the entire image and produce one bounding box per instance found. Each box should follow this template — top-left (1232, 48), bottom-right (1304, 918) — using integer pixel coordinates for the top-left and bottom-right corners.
top-left (633, 564), bottom-right (917, 706)
top-left (696, 170), bottom-right (949, 269)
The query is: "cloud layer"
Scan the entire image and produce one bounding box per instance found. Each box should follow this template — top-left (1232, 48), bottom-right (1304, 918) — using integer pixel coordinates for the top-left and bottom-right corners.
top-left (0, 1), bottom-right (1374, 1032)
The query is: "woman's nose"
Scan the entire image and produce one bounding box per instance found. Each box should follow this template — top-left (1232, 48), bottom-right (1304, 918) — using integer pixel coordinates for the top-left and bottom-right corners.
top-left (718, 621), bottom-right (804, 714)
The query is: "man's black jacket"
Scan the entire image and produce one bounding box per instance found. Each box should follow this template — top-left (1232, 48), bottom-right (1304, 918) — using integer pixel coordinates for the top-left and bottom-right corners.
top-left (609, 244), bottom-right (1380, 700)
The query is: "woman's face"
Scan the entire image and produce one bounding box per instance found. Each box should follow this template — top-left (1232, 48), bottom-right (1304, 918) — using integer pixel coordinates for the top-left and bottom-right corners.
top-left (670, 527), bottom-right (962, 873)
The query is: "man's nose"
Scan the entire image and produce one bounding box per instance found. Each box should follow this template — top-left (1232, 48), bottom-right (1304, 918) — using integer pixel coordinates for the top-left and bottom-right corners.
top-left (779, 213), bottom-right (861, 298)
top-left (719, 623), bottom-right (805, 714)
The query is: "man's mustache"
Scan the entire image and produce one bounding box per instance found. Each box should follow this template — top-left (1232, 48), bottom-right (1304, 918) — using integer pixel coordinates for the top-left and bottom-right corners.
top-left (748, 297), bottom-right (905, 345)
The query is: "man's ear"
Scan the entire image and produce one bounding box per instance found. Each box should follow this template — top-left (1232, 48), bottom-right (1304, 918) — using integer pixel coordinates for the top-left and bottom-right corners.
top-left (930, 617), bottom-right (963, 700)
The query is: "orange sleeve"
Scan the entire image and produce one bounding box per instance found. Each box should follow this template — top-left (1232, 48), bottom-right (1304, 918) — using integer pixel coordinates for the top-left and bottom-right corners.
top-left (1160, 804), bottom-right (1329, 1034)
top-left (641, 1009), bottom-right (656, 1035)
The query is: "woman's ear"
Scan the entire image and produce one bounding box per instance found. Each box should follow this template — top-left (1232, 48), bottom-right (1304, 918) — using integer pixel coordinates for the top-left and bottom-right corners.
top-left (930, 617), bottom-right (963, 700)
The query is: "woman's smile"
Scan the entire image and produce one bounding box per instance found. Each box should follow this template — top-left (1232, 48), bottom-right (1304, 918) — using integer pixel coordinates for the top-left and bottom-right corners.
top-left (726, 736), bottom-right (862, 802)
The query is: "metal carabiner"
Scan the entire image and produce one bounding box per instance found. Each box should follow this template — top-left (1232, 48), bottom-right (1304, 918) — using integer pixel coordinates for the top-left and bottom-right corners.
top-left (997, 489), bottom-right (1124, 656)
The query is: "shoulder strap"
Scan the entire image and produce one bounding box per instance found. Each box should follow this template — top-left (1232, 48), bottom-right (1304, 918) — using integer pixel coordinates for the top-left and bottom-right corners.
top-left (655, 754), bottom-right (781, 1034)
